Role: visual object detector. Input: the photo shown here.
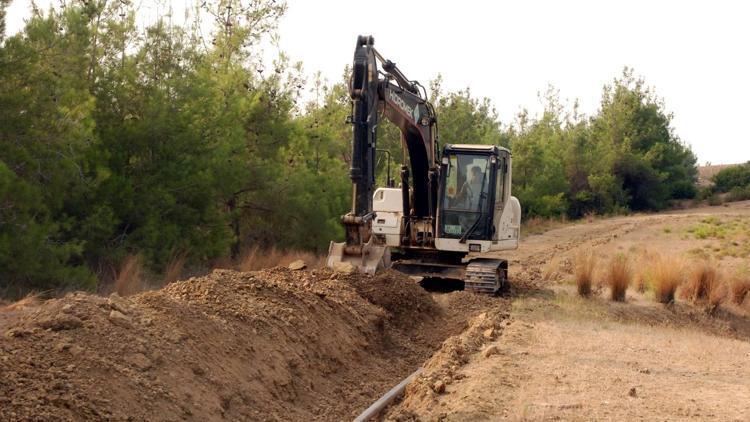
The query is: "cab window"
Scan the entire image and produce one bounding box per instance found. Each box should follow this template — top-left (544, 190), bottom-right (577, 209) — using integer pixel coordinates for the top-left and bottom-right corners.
top-left (495, 157), bottom-right (505, 206)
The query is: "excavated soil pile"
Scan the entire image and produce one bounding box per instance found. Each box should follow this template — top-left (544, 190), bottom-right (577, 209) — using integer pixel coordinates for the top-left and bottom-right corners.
top-left (0, 268), bottom-right (467, 421)
top-left (387, 306), bottom-right (511, 421)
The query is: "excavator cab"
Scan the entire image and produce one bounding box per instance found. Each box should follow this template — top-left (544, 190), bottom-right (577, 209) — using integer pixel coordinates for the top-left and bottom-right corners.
top-left (439, 146), bottom-right (498, 241)
top-left (435, 144), bottom-right (518, 254)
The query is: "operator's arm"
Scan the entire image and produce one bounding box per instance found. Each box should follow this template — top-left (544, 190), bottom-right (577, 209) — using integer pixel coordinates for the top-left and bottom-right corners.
top-left (458, 181), bottom-right (472, 209)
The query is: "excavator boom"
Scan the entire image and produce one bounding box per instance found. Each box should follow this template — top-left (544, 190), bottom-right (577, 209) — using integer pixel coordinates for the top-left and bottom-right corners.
top-left (327, 35), bottom-right (439, 272)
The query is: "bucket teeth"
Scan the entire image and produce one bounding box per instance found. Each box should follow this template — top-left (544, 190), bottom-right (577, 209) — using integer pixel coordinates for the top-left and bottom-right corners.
top-left (326, 241), bottom-right (390, 274)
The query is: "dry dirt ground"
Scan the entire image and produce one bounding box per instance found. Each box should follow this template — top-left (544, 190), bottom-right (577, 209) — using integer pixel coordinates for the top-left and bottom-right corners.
top-left (2, 201), bottom-right (750, 421)
top-left (390, 200), bottom-right (750, 421)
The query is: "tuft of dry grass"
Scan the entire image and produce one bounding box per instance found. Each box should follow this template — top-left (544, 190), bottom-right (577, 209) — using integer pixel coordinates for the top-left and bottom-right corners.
top-left (164, 250), bottom-right (188, 284)
top-left (115, 254), bottom-right (143, 296)
top-left (730, 278), bottom-right (750, 305)
top-left (651, 255), bottom-right (684, 304)
top-left (0, 292), bottom-right (41, 313)
top-left (630, 248), bottom-right (659, 293)
top-left (573, 251), bottom-right (597, 297)
top-left (237, 246), bottom-right (323, 272)
top-left (706, 281), bottom-right (727, 315)
top-left (681, 260), bottom-right (721, 303)
top-left (606, 254), bottom-right (630, 302)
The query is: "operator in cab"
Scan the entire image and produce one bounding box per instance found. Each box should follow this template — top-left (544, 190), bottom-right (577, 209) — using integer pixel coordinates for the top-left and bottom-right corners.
top-left (460, 165), bottom-right (485, 209)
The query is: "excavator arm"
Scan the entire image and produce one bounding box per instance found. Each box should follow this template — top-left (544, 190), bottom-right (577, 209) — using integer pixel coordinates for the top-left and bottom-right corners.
top-left (348, 36), bottom-right (379, 220)
top-left (328, 35), bottom-right (439, 272)
top-left (380, 81), bottom-right (438, 220)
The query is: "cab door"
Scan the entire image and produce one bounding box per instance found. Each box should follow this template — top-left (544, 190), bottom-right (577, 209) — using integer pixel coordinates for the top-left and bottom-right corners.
top-left (492, 154), bottom-right (508, 241)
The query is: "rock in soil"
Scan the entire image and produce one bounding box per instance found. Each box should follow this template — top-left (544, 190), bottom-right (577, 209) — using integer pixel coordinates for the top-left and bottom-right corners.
top-left (482, 344), bottom-right (499, 358)
top-left (288, 259), bottom-right (307, 270)
top-left (432, 380), bottom-right (446, 394)
top-left (35, 314), bottom-right (83, 331)
top-left (108, 310), bottom-right (132, 328)
top-left (483, 328), bottom-right (495, 340)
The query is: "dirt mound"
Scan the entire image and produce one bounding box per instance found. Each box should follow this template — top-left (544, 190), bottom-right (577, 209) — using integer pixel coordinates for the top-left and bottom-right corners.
top-left (387, 305), bottom-right (511, 420)
top-left (0, 268), bottom-right (457, 421)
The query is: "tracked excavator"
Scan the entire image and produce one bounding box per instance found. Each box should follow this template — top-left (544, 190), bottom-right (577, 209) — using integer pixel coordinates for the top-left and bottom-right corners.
top-left (326, 36), bottom-right (521, 293)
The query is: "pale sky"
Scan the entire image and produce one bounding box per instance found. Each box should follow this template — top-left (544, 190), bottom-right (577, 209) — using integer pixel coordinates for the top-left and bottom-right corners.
top-left (6, 0), bottom-right (749, 164)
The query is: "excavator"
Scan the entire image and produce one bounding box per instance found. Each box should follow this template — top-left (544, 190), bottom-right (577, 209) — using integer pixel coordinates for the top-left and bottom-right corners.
top-left (326, 35), bottom-right (521, 293)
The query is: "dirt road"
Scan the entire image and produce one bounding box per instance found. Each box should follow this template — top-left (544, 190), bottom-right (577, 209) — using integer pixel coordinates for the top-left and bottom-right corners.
top-left (391, 201), bottom-right (750, 421)
top-left (2, 201), bottom-right (750, 421)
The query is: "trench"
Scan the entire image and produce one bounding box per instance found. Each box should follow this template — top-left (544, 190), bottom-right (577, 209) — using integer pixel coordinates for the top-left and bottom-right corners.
top-left (334, 278), bottom-right (513, 421)
top-left (419, 277), bottom-right (465, 293)
top-left (330, 291), bottom-right (491, 420)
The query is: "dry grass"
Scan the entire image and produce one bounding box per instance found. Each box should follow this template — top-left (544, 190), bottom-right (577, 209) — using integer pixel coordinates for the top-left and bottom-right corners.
top-left (606, 254), bottom-right (630, 302)
top-left (211, 256), bottom-right (234, 270)
top-left (630, 248), bottom-right (659, 293)
top-left (651, 255), bottom-right (684, 304)
top-left (522, 216), bottom-right (566, 236)
top-left (706, 281), bottom-right (727, 315)
top-left (114, 254), bottom-right (143, 296)
top-left (680, 260), bottom-right (721, 303)
top-left (573, 251), bottom-right (596, 297)
top-left (0, 292), bottom-right (41, 312)
top-left (164, 250), bottom-right (188, 284)
top-left (730, 278), bottom-right (750, 305)
top-left (237, 246), bottom-right (323, 272)
top-left (632, 271), bottom-right (646, 293)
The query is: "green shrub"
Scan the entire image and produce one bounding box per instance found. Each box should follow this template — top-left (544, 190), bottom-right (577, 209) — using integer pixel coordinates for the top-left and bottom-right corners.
top-left (696, 186), bottom-right (714, 201)
top-left (727, 185), bottom-right (750, 202)
top-left (712, 163), bottom-right (750, 193)
top-left (707, 194), bottom-right (724, 206)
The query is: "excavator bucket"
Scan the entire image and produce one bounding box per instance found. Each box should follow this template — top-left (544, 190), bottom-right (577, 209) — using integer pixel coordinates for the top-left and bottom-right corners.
top-left (326, 239), bottom-right (390, 274)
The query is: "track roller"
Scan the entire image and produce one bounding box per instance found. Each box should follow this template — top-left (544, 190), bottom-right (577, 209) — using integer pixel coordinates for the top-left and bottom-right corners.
top-left (464, 259), bottom-right (508, 294)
